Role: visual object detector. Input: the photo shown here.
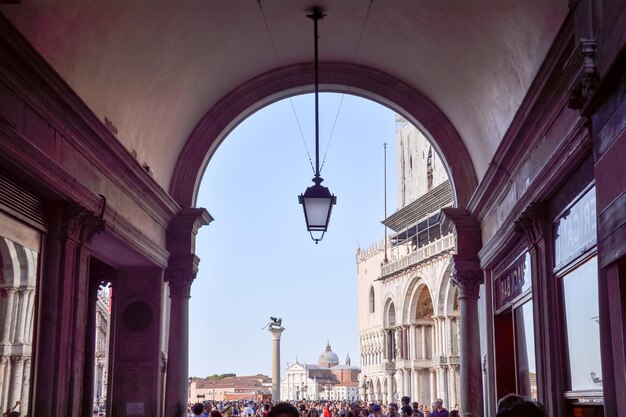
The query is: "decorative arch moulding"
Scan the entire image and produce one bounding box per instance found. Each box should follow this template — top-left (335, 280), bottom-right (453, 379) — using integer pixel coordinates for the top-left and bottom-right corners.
top-left (170, 62), bottom-right (477, 209)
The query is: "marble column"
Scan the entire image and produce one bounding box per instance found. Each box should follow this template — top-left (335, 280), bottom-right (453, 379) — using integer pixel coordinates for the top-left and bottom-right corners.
top-left (10, 357), bottom-right (23, 409)
top-left (398, 370), bottom-right (405, 399)
top-left (404, 368), bottom-right (411, 399)
top-left (269, 325), bottom-right (285, 401)
top-left (448, 365), bottom-right (458, 407)
top-left (421, 326), bottom-right (427, 359)
top-left (165, 207), bottom-right (212, 417)
top-left (0, 357), bottom-right (6, 411)
top-left (437, 366), bottom-right (447, 405)
top-left (442, 208), bottom-right (483, 417)
top-left (412, 367), bottom-right (419, 402)
top-left (165, 269), bottom-right (195, 416)
top-left (429, 324), bottom-right (439, 359)
top-left (2, 289), bottom-right (16, 344)
top-left (429, 368), bottom-right (437, 401)
top-left (395, 327), bottom-right (402, 360)
top-left (386, 372), bottom-right (395, 403)
top-left (21, 359), bottom-right (31, 417)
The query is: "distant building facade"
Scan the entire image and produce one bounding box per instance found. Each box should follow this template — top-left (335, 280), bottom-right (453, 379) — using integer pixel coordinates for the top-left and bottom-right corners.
top-left (357, 118), bottom-right (460, 407)
top-left (281, 343), bottom-right (360, 401)
top-left (189, 375), bottom-right (272, 403)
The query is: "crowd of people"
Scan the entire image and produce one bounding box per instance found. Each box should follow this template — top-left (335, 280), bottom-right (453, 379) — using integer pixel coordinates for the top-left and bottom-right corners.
top-left (187, 394), bottom-right (546, 417)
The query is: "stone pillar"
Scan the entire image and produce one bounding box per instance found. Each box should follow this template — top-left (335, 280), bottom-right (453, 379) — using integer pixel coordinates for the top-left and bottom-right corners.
top-left (10, 357), bottom-right (23, 408)
top-left (2, 288), bottom-right (16, 343)
top-left (398, 369), bottom-right (405, 399)
top-left (448, 365), bottom-right (458, 407)
top-left (165, 270), bottom-right (193, 417)
top-left (421, 326), bottom-right (427, 359)
top-left (429, 368), bottom-right (437, 400)
top-left (412, 367), bottom-right (419, 403)
top-left (21, 358), bottom-right (31, 416)
top-left (269, 325), bottom-right (285, 401)
top-left (32, 203), bottom-right (104, 417)
top-left (442, 208), bottom-right (483, 417)
top-left (0, 357), bottom-right (6, 411)
top-left (404, 368), bottom-right (411, 399)
top-left (386, 371), bottom-right (395, 403)
top-left (437, 366), bottom-right (447, 405)
top-left (430, 325), bottom-right (436, 360)
top-left (408, 325), bottom-right (415, 360)
top-left (395, 327), bottom-right (402, 360)
top-left (164, 208), bottom-right (212, 417)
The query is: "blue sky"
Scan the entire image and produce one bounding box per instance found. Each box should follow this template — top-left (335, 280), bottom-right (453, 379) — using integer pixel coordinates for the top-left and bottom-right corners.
top-left (189, 93), bottom-right (397, 377)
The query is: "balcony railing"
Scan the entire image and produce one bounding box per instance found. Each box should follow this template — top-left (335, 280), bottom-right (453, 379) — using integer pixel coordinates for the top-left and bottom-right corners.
top-left (380, 233), bottom-right (455, 277)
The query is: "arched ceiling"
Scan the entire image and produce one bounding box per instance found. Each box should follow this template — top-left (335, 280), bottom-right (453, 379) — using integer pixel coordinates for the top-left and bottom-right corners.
top-left (0, 0), bottom-right (568, 191)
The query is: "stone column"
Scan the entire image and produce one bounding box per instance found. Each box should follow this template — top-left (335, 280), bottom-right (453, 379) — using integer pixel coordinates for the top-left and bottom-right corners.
top-left (398, 369), bottom-right (405, 399)
top-left (421, 326), bottom-right (427, 359)
top-left (166, 266), bottom-right (196, 417)
top-left (269, 325), bottom-right (285, 401)
top-left (10, 357), bottom-right (23, 409)
top-left (407, 324), bottom-right (415, 360)
top-left (2, 288), bottom-right (16, 343)
top-left (442, 208), bottom-right (483, 417)
top-left (404, 368), bottom-right (411, 399)
top-left (0, 357), bottom-right (6, 411)
top-left (429, 368), bottom-right (437, 400)
top-left (437, 366), bottom-right (446, 405)
top-left (21, 359), bottom-right (31, 416)
top-left (395, 327), bottom-right (402, 360)
top-left (412, 367), bottom-right (419, 403)
top-left (430, 324), bottom-right (439, 359)
top-left (165, 207), bottom-right (212, 417)
top-left (386, 371), bottom-right (396, 403)
top-left (448, 365), bottom-right (458, 407)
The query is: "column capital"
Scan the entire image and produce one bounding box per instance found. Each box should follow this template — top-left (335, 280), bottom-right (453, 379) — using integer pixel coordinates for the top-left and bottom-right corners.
top-left (514, 202), bottom-right (550, 245)
top-left (268, 326), bottom-right (285, 340)
top-left (450, 256), bottom-right (483, 300)
top-left (166, 207), bottom-right (211, 298)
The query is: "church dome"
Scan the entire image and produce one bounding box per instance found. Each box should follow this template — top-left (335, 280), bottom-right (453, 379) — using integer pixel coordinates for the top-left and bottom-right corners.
top-left (319, 342), bottom-right (339, 367)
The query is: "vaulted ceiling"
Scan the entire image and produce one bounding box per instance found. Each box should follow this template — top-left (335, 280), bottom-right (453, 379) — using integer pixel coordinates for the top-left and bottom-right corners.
top-left (0, 0), bottom-right (568, 191)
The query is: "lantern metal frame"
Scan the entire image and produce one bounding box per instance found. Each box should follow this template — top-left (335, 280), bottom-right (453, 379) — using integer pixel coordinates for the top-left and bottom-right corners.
top-left (298, 6), bottom-right (337, 244)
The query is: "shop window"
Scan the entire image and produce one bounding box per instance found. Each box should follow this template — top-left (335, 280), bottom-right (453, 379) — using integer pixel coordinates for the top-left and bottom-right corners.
top-left (494, 251), bottom-right (536, 401)
top-left (554, 185), bottom-right (603, 414)
top-left (562, 257), bottom-right (601, 391)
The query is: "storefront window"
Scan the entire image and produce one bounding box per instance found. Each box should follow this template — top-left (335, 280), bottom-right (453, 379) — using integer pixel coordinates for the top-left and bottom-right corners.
top-left (515, 300), bottom-right (537, 399)
top-left (494, 250), bottom-right (536, 401)
top-left (562, 257), bottom-right (602, 391)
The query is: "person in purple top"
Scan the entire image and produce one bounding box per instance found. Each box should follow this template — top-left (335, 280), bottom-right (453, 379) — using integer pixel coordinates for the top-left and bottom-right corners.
top-left (430, 400), bottom-right (448, 417)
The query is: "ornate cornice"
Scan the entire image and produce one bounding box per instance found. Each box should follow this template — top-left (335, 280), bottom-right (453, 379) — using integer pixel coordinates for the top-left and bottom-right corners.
top-left (514, 202), bottom-right (549, 245)
top-left (567, 39), bottom-right (599, 110)
top-left (60, 203), bottom-right (105, 244)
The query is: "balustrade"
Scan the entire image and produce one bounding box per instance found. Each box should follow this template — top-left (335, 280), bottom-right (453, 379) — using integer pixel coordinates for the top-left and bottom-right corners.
top-left (381, 234), bottom-right (455, 277)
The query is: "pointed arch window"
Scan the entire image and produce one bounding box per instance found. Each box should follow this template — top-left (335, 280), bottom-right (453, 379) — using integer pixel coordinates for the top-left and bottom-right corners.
top-left (369, 287), bottom-right (375, 313)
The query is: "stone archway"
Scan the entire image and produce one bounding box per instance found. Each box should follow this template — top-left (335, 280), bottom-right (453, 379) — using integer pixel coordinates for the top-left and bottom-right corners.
top-left (169, 62), bottom-right (477, 209)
